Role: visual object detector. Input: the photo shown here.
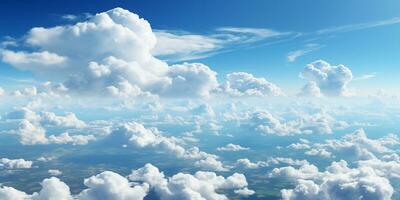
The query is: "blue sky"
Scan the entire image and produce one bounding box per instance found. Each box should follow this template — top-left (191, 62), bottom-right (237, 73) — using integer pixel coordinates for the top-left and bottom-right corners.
top-left (1, 0), bottom-right (400, 95)
top-left (2, 2), bottom-right (400, 200)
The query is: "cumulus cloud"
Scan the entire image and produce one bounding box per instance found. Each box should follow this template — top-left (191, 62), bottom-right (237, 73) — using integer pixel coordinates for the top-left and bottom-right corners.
top-left (47, 132), bottom-right (96, 145)
top-left (110, 122), bottom-right (228, 171)
top-left (129, 163), bottom-right (253, 200)
top-left (248, 110), bottom-right (347, 136)
top-left (234, 187), bottom-right (256, 197)
top-left (1, 8), bottom-right (219, 98)
top-left (10, 82), bottom-right (69, 98)
top-left (299, 60), bottom-right (353, 96)
top-left (297, 81), bottom-right (322, 97)
top-left (288, 129), bottom-right (400, 160)
top-left (217, 143), bottom-right (249, 151)
top-left (270, 160), bottom-right (394, 200)
top-left (161, 62), bottom-right (218, 98)
top-left (0, 177), bottom-right (73, 200)
top-left (235, 157), bottom-right (309, 169)
top-left (235, 158), bottom-right (269, 169)
top-left (78, 171), bottom-right (149, 200)
top-left (0, 172), bottom-right (147, 200)
top-left (221, 72), bottom-right (283, 97)
top-left (3, 107), bottom-right (95, 145)
top-left (0, 158), bottom-right (33, 169)
top-left (0, 163), bottom-right (252, 200)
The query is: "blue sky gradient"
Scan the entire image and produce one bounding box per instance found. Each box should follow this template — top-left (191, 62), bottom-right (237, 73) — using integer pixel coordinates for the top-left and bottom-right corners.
top-left (1, 0), bottom-right (400, 94)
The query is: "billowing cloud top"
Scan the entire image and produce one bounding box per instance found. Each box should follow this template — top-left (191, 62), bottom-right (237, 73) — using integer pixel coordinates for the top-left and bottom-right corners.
top-left (1, 8), bottom-right (220, 98)
top-left (300, 60), bottom-right (353, 97)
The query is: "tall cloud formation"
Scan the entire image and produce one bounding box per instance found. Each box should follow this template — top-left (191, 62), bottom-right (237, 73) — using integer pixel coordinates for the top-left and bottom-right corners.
top-left (299, 60), bottom-right (353, 97)
top-left (1, 8), bottom-right (218, 98)
top-left (0, 163), bottom-right (252, 200)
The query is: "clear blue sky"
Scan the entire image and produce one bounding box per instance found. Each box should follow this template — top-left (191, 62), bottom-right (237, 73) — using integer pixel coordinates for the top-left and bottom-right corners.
top-left (1, 0), bottom-right (399, 93)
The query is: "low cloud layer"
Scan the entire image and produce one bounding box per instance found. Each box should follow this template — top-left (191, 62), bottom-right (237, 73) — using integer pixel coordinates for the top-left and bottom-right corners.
top-left (0, 163), bottom-right (252, 200)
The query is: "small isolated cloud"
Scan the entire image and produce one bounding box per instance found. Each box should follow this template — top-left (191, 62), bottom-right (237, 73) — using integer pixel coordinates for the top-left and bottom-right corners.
top-left (217, 143), bottom-right (249, 152)
top-left (48, 169), bottom-right (62, 176)
top-left (299, 60), bottom-right (353, 96)
top-left (248, 110), bottom-right (347, 136)
top-left (288, 129), bottom-right (400, 160)
top-left (235, 158), bottom-right (269, 169)
top-left (235, 157), bottom-right (309, 170)
top-left (61, 13), bottom-right (92, 22)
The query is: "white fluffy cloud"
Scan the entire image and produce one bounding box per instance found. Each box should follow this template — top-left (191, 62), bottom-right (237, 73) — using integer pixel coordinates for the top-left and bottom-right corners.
top-left (299, 60), bottom-right (353, 96)
top-left (1, 8), bottom-right (218, 98)
top-left (249, 110), bottom-right (347, 136)
top-left (288, 129), bottom-right (400, 160)
top-left (217, 143), bottom-right (249, 152)
top-left (235, 157), bottom-right (309, 169)
top-left (221, 72), bottom-right (283, 97)
top-left (48, 169), bottom-right (62, 176)
top-left (78, 171), bottom-right (149, 200)
top-left (0, 158), bottom-right (33, 169)
top-left (10, 82), bottom-right (69, 98)
top-left (0, 163), bottom-right (252, 200)
top-left (0, 172), bottom-right (147, 200)
top-left (270, 160), bottom-right (394, 200)
top-left (235, 158), bottom-right (269, 169)
top-left (129, 163), bottom-right (253, 200)
top-left (0, 177), bottom-right (73, 200)
top-left (1, 50), bottom-right (67, 71)
top-left (297, 81), bottom-right (322, 97)
top-left (3, 107), bottom-right (95, 145)
top-left (110, 122), bottom-right (228, 171)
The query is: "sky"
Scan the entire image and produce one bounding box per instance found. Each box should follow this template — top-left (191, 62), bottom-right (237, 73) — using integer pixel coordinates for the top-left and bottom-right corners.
top-left (1, 1), bottom-right (400, 200)
top-left (1, 0), bottom-right (400, 95)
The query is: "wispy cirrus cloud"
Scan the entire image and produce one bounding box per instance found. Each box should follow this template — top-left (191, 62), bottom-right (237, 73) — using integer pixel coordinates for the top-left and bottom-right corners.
top-left (287, 43), bottom-right (322, 62)
top-left (152, 27), bottom-right (292, 61)
top-left (353, 73), bottom-right (377, 81)
top-left (316, 17), bottom-right (400, 35)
